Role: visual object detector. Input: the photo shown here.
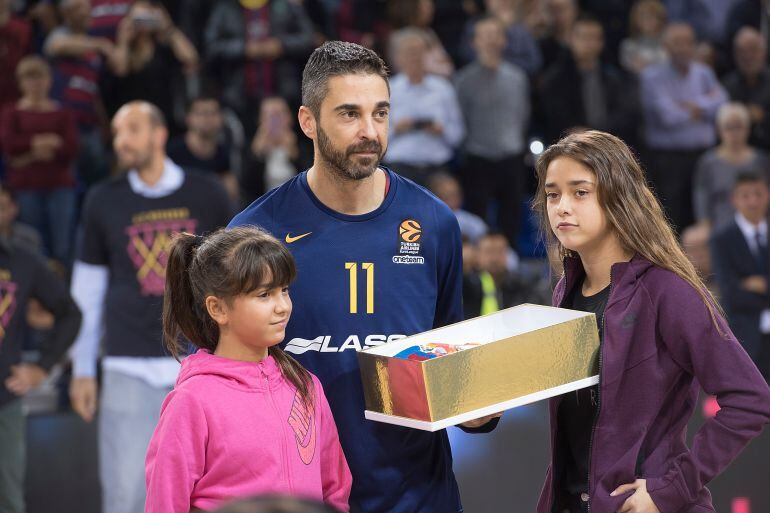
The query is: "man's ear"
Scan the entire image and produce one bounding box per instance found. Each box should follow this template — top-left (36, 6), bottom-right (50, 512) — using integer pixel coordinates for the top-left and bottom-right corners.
top-left (298, 106), bottom-right (317, 140)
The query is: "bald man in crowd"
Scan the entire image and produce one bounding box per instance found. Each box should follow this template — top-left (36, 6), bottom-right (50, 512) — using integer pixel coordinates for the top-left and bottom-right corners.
top-left (68, 101), bottom-right (232, 513)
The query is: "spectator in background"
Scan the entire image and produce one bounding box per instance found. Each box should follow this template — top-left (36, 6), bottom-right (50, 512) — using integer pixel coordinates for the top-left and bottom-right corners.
top-left (461, 235), bottom-right (498, 319)
top-left (0, 184), bottom-right (41, 255)
top-left (694, 102), bottom-right (769, 232)
top-left (711, 171), bottom-right (770, 381)
top-left (68, 101), bottom-right (232, 513)
top-left (204, 0), bottom-right (315, 137)
top-left (0, 0), bottom-right (31, 109)
top-left (0, 221), bottom-right (82, 513)
top-left (167, 95), bottom-right (239, 201)
top-left (726, 0), bottom-right (770, 58)
top-left (88, 0), bottom-right (132, 41)
top-left (537, 0), bottom-right (578, 69)
top-left (111, 1), bottom-right (199, 135)
top-left (475, 231), bottom-right (550, 309)
top-left (387, 0), bottom-right (454, 77)
top-left (456, 15), bottom-right (528, 249)
top-left (723, 27), bottom-right (770, 150)
top-left (619, 0), bottom-right (668, 75)
top-left (0, 56), bottom-right (78, 265)
top-left (306, 0), bottom-right (386, 51)
top-left (641, 22), bottom-right (727, 233)
top-left (460, 0), bottom-right (543, 76)
top-left (385, 28), bottom-right (463, 186)
top-left (44, 0), bottom-right (118, 187)
top-left (241, 96), bottom-right (311, 202)
top-left (665, 0), bottom-right (738, 50)
top-left (428, 172), bottom-right (488, 243)
top-left (540, 15), bottom-right (638, 146)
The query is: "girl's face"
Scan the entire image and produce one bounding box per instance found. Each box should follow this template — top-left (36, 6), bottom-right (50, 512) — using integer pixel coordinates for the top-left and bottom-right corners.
top-left (544, 157), bottom-right (612, 256)
top-left (220, 284), bottom-right (292, 350)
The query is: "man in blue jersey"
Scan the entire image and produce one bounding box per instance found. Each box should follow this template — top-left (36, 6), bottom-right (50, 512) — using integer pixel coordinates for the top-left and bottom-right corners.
top-left (229, 41), bottom-right (499, 513)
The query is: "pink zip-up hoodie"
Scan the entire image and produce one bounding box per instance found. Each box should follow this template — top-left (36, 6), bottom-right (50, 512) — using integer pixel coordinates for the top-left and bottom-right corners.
top-left (145, 349), bottom-right (351, 513)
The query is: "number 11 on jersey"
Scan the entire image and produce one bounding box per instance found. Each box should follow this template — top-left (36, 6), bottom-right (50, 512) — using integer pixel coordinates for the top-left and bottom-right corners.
top-left (345, 262), bottom-right (374, 314)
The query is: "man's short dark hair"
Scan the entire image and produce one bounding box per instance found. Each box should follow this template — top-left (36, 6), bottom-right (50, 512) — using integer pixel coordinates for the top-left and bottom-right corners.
top-left (301, 41), bottom-right (389, 118)
top-left (186, 94), bottom-right (221, 113)
top-left (573, 13), bottom-right (604, 32)
top-left (733, 170), bottom-right (768, 190)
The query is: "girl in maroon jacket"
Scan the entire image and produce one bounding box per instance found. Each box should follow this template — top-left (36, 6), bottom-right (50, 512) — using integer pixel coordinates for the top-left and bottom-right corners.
top-left (0, 55), bottom-right (77, 264)
top-left (532, 130), bottom-right (770, 513)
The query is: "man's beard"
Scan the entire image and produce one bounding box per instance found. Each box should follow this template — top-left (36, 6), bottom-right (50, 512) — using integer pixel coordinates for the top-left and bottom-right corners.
top-left (317, 125), bottom-right (385, 181)
top-left (117, 148), bottom-right (154, 171)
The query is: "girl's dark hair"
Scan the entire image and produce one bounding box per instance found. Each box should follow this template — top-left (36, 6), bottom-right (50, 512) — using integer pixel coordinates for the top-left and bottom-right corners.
top-left (163, 226), bottom-right (313, 404)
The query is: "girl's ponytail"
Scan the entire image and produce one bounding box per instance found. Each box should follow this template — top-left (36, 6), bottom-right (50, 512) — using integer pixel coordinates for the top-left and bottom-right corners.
top-left (163, 233), bottom-right (218, 359)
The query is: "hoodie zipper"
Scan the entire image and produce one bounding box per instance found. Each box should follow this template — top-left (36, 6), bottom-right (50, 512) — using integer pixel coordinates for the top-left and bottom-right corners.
top-left (585, 267), bottom-right (613, 512)
top-left (265, 371), bottom-right (294, 494)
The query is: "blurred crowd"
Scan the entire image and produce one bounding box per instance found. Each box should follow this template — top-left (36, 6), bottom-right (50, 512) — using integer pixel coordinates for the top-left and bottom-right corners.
top-left (1, 0), bottom-right (770, 437)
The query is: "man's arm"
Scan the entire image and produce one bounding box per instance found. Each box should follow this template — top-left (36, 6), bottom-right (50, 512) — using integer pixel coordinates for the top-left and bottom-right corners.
top-left (68, 261), bottom-right (108, 422)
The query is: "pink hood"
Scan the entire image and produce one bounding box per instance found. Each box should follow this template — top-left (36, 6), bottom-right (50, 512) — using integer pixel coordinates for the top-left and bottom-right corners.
top-left (145, 350), bottom-right (351, 513)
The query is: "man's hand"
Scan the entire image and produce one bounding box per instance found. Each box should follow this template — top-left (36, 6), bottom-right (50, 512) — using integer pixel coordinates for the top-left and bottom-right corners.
top-left (681, 101), bottom-right (703, 120)
top-left (611, 479), bottom-right (661, 513)
top-left (5, 364), bottom-right (48, 396)
top-left (741, 275), bottom-right (768, 294)
top-left (30, 133), bottom-right (62, 161)
top-left (70, 376), bottom-right (99, 422)
top-left (394, 118), bottom-right (415, 134)
top-left (425, 121), bottom-right (444, 136)
top-left (460, 412), bottom-right (502, 429)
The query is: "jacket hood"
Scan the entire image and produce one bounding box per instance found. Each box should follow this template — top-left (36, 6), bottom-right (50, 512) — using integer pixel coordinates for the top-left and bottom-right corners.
top-left (559, 253), bottom-right (655, 306)
top-left (176, 349), bottom-right (283, 390)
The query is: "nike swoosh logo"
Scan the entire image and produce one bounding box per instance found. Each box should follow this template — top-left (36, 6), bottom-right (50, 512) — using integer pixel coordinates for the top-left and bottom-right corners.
top-left (285, 232), bottom-right (312, 244)
top-left (288, 391), bottom-right (316, 465)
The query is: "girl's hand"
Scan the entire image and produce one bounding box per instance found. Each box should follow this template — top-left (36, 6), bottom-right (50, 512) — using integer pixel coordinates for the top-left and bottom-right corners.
top-left (459, 412), bottom-right (502, 429)
top-left (611, 479), bottom-right (661, 513)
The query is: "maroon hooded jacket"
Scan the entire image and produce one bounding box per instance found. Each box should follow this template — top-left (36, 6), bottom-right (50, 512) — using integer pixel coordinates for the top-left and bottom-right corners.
top-left (538, 255), bottom-right (770, 513)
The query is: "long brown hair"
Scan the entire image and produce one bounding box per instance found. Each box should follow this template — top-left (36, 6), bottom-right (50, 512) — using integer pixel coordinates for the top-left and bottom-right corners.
top-left (163, 226), bottom-right (313, 405)
top-left (531, 130), bottom-right (724, 326)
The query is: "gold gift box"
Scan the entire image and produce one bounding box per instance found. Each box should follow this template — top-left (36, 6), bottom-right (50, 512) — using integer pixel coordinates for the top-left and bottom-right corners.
top-left (357, 304), bottom-right (600, 431)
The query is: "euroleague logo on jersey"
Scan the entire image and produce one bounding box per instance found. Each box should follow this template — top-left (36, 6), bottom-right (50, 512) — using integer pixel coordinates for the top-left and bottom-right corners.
top-left (394, 219), bottom-right (425, 265)
top-left (399, 220), bottom-right (422, 242)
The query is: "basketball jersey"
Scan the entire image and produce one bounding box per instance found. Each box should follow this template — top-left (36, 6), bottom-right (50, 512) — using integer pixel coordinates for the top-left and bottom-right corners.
top-left (229, 167), bottom-right (464, 513)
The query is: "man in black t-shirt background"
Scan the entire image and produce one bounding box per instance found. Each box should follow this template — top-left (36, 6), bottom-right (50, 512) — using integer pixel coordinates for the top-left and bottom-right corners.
top-left (68, 101), bottom-right (232, 513)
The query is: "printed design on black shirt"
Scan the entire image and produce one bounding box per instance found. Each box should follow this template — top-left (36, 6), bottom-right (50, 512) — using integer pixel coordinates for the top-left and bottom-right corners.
top-left (125, 208), bottom-right (198, 296)
top-left (287, 389), bottom-right (316, 465)
top-left (393, 219), bottom-right (425, 265)
top-left (0, 269), bottom-right (18, 346)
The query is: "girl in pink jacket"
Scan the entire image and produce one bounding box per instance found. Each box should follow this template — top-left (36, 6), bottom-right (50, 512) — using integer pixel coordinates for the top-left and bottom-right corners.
top-left (145, 227), bottom-right (351, 513)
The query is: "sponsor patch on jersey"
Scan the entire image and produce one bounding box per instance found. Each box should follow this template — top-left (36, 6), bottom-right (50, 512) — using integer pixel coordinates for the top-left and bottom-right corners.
top-left (394, 219), bottom-right (424, 264)
top-left (284, 334), bottom-right (407, 354)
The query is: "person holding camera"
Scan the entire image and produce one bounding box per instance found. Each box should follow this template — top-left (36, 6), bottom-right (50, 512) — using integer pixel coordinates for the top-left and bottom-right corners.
top-left (384, 27), bottom-right (464, 187)
top-left (110, 0), bottom-right (198, 134)
top-left (240, 96), bottom-right (312, 201)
